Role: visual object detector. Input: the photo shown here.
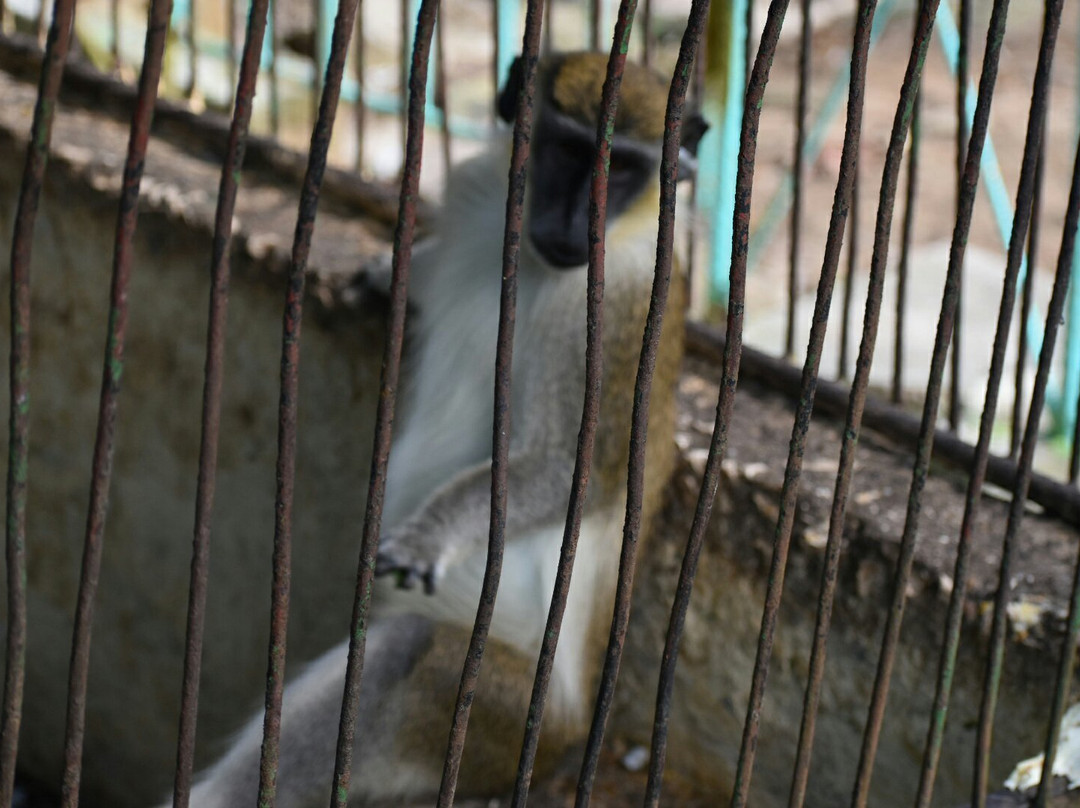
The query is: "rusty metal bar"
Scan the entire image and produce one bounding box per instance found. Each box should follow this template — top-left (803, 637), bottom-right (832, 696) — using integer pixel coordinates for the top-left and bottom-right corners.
top-left (788, 1), bottom-right (941, 804)
top-left (785, 0), bottom-right (811, 359)
top-left (892, 90), bottom-right (920, 404)
top-left (433, 0), bottom-right (546, 804)
top-left (59, 0), bottom-right (173, 803)
top-left (324, 1), bottom-right (434, 805)
top-left (628, 7), bottom-right (712, 805)
top-left (838, 158), bottom-right (860, 379)
top-left (0, 0), bottom-right (80, 800)
top-left (596, 0), bottom-right (791, 803)
top-left (168, 0), bottom-right (271, 804)
top-left (509, 0), bottom-right (634, 802)
top-left (354, 0), bottom-right (365, 172)
top-left (1013, 143), bottom-right (1045, 459)
top-left (250, 0), bottom-right (365, 798)
top-left (949, 0), bottom-right (972, 432)
top-left (850, 0), bottom-right (1013, 803)
top-left (914, 2), bottom-right (1061, 804)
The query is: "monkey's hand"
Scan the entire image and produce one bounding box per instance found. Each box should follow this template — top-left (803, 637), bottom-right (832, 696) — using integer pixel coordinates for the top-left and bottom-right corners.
top-left (373, 529), bottom-right (447, 595)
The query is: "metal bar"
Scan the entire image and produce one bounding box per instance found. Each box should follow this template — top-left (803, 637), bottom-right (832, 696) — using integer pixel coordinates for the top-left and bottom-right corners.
top-left (850, 0), bottom-right (1013, 803)
top-left (434, 0), bottom-right (544, 803)
top-left (59, 0), bottom-right (173, 803)
top-left (786, 0), bottom-right (811, 359)
top-left (914, 2), bottom-right (1061, 803)
top-left (1013, 138), bottom-right (1080, 808)
top-left (168, 0), bottom-right (270, 803)
top-left (250, 0), bottom-right (364, 797)
top-left (353, 0), bottom-right (365, 172)
top-left (949, 0), bottom-right (972, 432)
top-left (630, 7), bottom-right (713, 805)
top-left (838, 158), bottom-right (860, 379)
top-left (601, 0), bottom-right (791, 801)
top-left (1014, 143), bottom-right (1045, 458)
top-left (324, 0), bottom-right (434, 805)
top-left (0, 0), bottom-right (80, 800)
top-left (892, 90), bottom-right (920, 404)
top-left (788, 0), bottom-right (940, 803)
top-left (689, 10), bottom-right (790, 805)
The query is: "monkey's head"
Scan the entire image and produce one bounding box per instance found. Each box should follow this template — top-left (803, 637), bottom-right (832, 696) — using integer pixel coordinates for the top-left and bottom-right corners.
top-left (497, 52), bottom-right (709, 269)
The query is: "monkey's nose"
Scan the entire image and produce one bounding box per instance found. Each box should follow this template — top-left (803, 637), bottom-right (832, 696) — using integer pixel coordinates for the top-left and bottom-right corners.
top-left (535, 237), bottom-right (589, 269)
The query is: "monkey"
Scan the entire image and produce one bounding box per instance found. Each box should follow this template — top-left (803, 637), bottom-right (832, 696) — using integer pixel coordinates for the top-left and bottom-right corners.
top-left (181, 51), bottom-right (707, 807)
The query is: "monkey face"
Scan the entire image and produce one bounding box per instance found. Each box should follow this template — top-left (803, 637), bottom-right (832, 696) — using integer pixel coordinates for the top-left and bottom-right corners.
top-left (527, 109), bottom-right (657, 269)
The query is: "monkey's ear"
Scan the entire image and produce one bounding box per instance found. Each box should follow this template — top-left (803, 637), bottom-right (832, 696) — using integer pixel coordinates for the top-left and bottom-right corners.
top-left (496, 56), bottom-right (526, 124)
top-left (676, 112), bottom-right (709, 180)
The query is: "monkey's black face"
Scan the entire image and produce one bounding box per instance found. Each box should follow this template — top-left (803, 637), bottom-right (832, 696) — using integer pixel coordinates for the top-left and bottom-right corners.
top-left (527, 110), bottom-right (657, 269)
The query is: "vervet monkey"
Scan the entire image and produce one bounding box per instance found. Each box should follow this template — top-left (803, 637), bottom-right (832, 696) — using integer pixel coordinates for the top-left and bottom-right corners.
top-left (185, 52), bottom-right (706, 807)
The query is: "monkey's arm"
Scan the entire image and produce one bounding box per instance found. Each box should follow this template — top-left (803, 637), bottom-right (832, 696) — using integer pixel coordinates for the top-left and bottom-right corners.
top-left (375, 448), bottom-right (576, 593)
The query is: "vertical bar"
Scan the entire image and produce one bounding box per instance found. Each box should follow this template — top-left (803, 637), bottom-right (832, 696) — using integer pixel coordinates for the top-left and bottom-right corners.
top-left (892, 90), bottom-right (920, 404)
top-left (729, 1), bottom-right (878, 804)
top-left (353, 0), bottom-right (366, 172)
top-left (788, 2), bottom-right (940, 805)
top-left (324, 1), bottom-right (435, 805)
top-left (635, 6), bottom-right (738, 808)
top-left (850, 1), bottom-right (1013, 803)
top-left (440, 1), bottom-right (582, 801)
top-left (913, 3), bottom-right (1061, 803)
top-left (1007, 137), bottom-right (1080, 808)
top-left (949, 0), bottom-right (972, 431)
top-left (252, 0), bottom-right (364, 797)
top-left (0, 0), bottom-right (80, 801)
top-left (1012, 147), bottom-right (1046, 458)
top-left (60, 0), bottom-right (174, 803)
top-left (508, 5), bottom-right (643, 803)
top-left (838, 159), bottom-right (860, 379)
top-left (168, 0), bottom-right (271, 804)
top-left (786, 0), bottom-right (811, 359)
